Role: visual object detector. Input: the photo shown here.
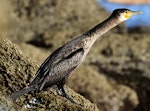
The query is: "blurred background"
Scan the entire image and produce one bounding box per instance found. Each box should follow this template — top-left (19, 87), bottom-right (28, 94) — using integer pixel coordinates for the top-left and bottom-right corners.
top-left (98, 0), bottom-right (150, 29)
top-left (0, 0), bottom-right (150, 111)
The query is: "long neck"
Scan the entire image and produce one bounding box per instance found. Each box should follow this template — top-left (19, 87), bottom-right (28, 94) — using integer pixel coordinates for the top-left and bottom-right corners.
top-left (78, 15), bottom-right (121, 55)
top-left (69, 15), bottom-right (122, 55)
top-left (84, 15), bottom-right (120, 39)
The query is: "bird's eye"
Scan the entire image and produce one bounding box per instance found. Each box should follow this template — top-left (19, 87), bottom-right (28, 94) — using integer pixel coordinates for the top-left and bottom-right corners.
top-left (124, 11), bottom-right (131, 18)
top-left (125, 11), bottom-right (129, 14)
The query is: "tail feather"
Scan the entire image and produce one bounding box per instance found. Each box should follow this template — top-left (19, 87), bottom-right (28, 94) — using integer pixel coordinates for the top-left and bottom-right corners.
top-left (9, 86), bottom-right (35, 101)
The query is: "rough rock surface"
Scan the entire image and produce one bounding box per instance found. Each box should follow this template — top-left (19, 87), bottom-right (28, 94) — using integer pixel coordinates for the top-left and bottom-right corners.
top-left (89, 32), bottom-right (150, 111)
top-left (0, 37), bottom-right (99, 111)
top-left (68, 65), bottom-right (138, 111)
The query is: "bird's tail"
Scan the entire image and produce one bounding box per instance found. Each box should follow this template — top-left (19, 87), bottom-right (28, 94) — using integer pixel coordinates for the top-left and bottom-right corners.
top-left (9, 85), bottom-right (35, 101)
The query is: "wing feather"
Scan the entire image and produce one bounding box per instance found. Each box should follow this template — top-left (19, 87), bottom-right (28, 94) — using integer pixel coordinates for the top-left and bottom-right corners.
top-left (39, 48), bottom-right (84, 90)
top-left (30, 42), bottom-right (84, 91)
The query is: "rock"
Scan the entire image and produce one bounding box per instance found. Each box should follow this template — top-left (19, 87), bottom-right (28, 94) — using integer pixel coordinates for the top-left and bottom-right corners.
top-left (67, 65), bottom-right (139, 111)
top-left (90, 32), bottom-right (150, 111)
top-left (0, 37), bottom-right (99, 111)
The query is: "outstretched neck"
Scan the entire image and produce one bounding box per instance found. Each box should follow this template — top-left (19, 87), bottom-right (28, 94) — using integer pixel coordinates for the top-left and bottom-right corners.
top-left (77, 15), bottom-right (121, 54)
top-left (84, 15), bottom-right (120, 39)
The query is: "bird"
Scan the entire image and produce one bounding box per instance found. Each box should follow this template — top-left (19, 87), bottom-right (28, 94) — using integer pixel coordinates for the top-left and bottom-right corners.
top-left (9, 8), bottom-right (141, 103)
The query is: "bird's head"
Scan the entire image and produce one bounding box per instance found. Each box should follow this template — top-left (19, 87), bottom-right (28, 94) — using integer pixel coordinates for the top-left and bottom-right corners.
top-left (111, 8), bottom-right (142, 22)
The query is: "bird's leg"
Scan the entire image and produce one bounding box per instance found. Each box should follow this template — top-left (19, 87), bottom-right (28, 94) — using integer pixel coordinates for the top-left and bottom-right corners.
top-left (56, 84), bottom-right (75, 103)
top-left (56, 79), bottom-right (76, 103)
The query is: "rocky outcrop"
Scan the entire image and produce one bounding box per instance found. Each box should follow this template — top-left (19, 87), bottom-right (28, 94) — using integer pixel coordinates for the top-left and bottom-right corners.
top-left (67, 65), bottom-right (139, 111)
top-left (89, 32), bottom-right (150, 111)
top-left (0, 37), bottom-right (99, 111)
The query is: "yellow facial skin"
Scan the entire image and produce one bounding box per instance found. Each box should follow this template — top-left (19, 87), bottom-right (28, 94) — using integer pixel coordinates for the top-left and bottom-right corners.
top-left (124, 10), bottom-right (142, 19)
top-left (124, 11), bottom-right (131, 18)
